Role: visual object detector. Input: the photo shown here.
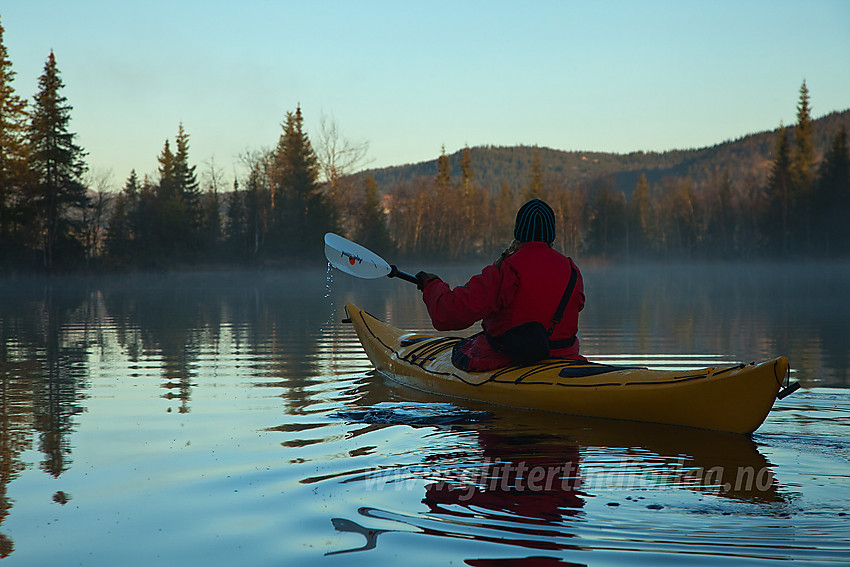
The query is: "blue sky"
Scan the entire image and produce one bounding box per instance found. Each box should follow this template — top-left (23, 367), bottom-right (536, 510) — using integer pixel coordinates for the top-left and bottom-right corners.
top-left (3, 0), bottom-right (849, 188)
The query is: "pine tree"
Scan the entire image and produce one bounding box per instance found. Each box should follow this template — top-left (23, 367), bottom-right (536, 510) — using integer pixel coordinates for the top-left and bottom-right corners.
top-left (716, 169), bottom-right (733, 254)
top-left (106, 171), bottom-right (137, 263)
top-left (0, 16), bottom-right (31, 258)
top-left (149, 125), bottom-right (202, 260)
top-left (792, 80), bottom-right (815, 248)
top-left (28, 51), bottom-right (88, 268)
top-left (436, 145), bottom-right (452, 190)
top-left (766, 125), bottom-right (793, 254)
top-left (356, 175), bottom-right (393, 254)
top-left (154, 138), bottom-right (186, 257)
top-left (792, 80), bottom-right (815, 192)
top-left (174, 123), bottom-right (199, 214)
top-left (458, 146), bottom-right (484, 254)
top-left (156, 139), bottom-right (176, 199)
top-left (271, 106), bottom-right (332, 257)
top-left (459, 146), bottom-right (474, 188)
top-left (525, 146), bottom-right (544, 200)
top-left (813, 126), bottom-right (850, 254)
top-left (629, 173), bottom-right (651, 254)
top-left (225, 178), bottom-right (247, 257)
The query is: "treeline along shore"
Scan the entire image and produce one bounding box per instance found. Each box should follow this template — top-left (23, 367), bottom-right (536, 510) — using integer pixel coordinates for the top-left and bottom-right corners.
top-left (1, 15), bottom-right (849, 273)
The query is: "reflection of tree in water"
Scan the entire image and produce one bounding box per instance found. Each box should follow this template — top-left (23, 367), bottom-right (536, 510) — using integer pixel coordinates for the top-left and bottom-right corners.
top-left (103, 279), bottom-right (221, 414)
top-left (0, 281), bottom-right (92, 557)
top-left (584, 264), bottom-right (850, 386)
top-left (0, 359), bottom-right (32, 558)
top-left (98, 271), bottom-right (334, 415)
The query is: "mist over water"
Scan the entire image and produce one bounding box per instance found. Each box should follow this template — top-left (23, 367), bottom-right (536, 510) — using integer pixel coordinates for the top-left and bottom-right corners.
top-left (0, 262), bottom-right (847, 565)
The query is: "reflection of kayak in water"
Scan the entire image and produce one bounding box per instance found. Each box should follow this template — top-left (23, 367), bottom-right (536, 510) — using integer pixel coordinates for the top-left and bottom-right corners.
top-left (327, 412), bottom-right (786, 556)
top-left (345, 302), bottom-right (789, 434)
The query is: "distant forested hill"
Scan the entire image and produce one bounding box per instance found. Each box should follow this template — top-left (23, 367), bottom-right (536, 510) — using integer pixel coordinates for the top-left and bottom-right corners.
top-left (360, 109), bottom-right (850, 196)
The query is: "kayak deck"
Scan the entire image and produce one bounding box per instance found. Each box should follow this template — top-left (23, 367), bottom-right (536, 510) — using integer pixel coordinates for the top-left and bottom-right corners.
top-left (345, 302), bottom-right (789, 434)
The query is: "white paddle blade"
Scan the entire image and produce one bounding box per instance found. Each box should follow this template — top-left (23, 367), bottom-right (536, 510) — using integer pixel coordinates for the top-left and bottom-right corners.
top-left (324, 233), bottom-right (391, 279)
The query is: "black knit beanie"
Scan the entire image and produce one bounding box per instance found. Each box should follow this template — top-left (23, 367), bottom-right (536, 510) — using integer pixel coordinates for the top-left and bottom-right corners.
top-left (514, 199), bottom-right (556, 243)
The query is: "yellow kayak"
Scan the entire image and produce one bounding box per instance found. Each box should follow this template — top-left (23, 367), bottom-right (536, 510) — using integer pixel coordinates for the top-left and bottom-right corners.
top-left (345, 302), bottom-right (790, 434)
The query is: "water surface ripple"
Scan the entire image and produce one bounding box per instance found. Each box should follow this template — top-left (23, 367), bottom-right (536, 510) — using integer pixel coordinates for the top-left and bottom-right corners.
top-left (0, 265), bottom-right (847, 565)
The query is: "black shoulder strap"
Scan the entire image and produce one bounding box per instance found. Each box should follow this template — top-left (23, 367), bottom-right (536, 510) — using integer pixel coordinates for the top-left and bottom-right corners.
top-left (548, 262), bottom-right (577, 335)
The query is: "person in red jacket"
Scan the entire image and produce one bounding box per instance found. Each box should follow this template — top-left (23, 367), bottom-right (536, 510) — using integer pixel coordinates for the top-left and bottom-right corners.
top-left (416, 199), bottom-right (586, 371)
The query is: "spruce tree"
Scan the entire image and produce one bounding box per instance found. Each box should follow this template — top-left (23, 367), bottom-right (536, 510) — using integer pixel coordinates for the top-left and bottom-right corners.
top-left (458, 146), bottom-right (482, 254)
top-left (356, 175), bottom-right (393, 254)
top-left (225, 178), bottom-right (247, 257)
top-left (766, 125), bottom-right (793, 254)
top-left (271, 106), bottom-right (332, 257)
top-left (0, 16), bottom-right (31, 257)
top-left (150, 125), bottom-right (202, 260)
top-left (525, 146), bottom-right (544, 200)
top-left (436, 145), bottom-right (452, 190)
top-left (154, 138), bottom-right (185, 257)
top-left (28, 51), bottom-right (88, 268)
top-left (156, 139), bottom-right (176, 200)
top-left (629, 173), bottom-right (651, 254)
top-left (174, 123), bottom-right (199, 214)
top-left (106, 170), bottom-right (139, 263)
top-left (813, 126), bottom-right (850, 254)
top-left (792, 80), bottom-right (815, 193)
top-left (792, 80), bottom-right (815, 248)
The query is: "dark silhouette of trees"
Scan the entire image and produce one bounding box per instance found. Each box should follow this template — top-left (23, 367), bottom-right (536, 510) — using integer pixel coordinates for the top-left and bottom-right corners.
top-left (269, 106), bottom-right (334, 258)
top-left (0, 18), bottom-right (31, 266)
top-left (28, 51), bottom-right (88, 269)
top-left (764, 125), bottom-right (794, 254)
top-left (812, 126), bottom-right (850, 255)
top-left (0, 16), bottom-right (848, 271)
top-left (350, 175), bottom-right (393, 255)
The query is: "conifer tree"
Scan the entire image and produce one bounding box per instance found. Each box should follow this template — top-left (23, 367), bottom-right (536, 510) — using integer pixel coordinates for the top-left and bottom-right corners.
top-left (150, 125), bottom-right (202, 259)
top-left (792, 80), bottom-right (815, 193)
top-left (459, 146), bottom-right (474, 188)
top-left (271, 106), bottom-right (332, 257)
top-left (813, 126), bottom-right (850, 254)
top-left (525, 146), bottom-right (544, 200)
top-left (174, 123), bottom-right (199, 213)
top-left (766, 125), bottom-right (793, 254)
top-left (157, 139), bottom-right (176, 199)
top-left (225, 178), bottom-right (247, 257)
top-left (28, 51), bottom-right (88, 268)
top-left (355, 175), bottom-right (393, 254)
top-left (0, 16), bottom-right (31, 256)
top-left (153, 138), bottom-right (185, 256)
top-left (792, 80), bottom-right (815, 248)
top-left (426, 146), bottom-right (462, 256)
top-left (629, 173), bottom-right (651, 254)
top-left (106, 171), bottom-right (137, 263)
top-left (458, 146), bottom-right (484, 254)
top-left (716, 169), bottom-right (733, 254)
top-left (436, 145), bottom-right (452, 190)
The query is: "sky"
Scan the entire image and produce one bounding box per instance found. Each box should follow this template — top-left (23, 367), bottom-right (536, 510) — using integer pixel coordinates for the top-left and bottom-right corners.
top-left (3, 0), bottom-right (849, 190)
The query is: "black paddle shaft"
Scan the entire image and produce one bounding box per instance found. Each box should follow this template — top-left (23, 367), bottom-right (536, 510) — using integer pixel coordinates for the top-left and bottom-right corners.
top-left (388, 265), bottom-right (419, 285)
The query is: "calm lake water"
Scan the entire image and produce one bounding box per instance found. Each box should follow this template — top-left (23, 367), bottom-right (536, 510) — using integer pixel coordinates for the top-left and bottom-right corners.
top-left (1, 262), bottom-right (848, 565)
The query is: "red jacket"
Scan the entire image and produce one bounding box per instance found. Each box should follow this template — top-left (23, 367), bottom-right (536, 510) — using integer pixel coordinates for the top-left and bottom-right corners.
top-left (422, 242), bottom-right (586, 370)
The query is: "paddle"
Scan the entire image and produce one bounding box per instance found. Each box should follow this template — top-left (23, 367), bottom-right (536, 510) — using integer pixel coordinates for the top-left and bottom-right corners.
top-left (324, 233), bottom-right (419, 285)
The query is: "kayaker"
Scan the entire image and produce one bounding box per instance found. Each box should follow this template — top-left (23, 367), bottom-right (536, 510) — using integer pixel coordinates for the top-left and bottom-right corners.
top-left (416, 198), bottom-right (586, 371)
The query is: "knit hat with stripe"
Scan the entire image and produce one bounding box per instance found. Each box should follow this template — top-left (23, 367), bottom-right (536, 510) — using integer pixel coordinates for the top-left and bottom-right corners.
top-left (514, 199), bottom-right (556, 243)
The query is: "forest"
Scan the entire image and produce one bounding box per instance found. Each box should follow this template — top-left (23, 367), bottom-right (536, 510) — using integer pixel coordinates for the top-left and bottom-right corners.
top-left (1, 16), bottom-right (849, 273)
